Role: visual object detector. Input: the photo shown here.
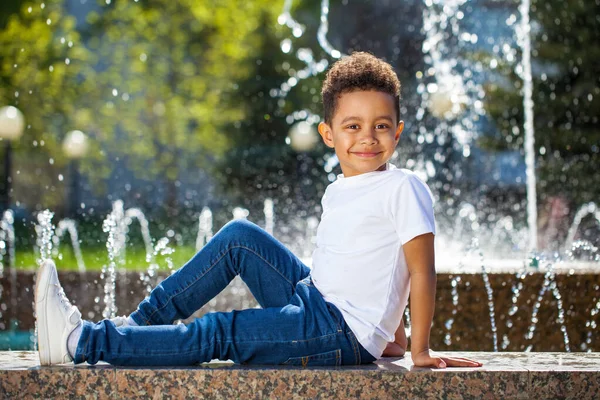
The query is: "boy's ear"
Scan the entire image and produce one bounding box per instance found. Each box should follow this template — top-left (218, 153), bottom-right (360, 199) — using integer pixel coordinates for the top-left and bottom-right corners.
top-left (318, 122), bottom-right (335, 148)
top-left (395, 120), bottom-right (405, 141)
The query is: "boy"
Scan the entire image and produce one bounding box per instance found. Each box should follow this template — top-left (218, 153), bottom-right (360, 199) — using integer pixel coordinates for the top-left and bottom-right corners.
top-left (36, 52), bottom-right (481, 369)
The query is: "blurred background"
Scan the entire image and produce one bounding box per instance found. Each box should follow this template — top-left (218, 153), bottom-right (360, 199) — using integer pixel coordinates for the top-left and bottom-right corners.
top-left (0, 0), bottom-right (599, 268)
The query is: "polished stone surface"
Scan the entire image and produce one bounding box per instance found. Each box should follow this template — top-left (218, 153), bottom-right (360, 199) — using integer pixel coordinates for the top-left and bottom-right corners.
top-left (1, 351), bottom-right (599, 399)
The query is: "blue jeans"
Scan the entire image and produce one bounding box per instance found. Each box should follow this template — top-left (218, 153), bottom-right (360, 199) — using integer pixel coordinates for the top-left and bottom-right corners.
top-left (74, 220), bottom-right (376, 366)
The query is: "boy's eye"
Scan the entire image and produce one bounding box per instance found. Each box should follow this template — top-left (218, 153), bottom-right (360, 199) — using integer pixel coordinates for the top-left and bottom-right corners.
top-left (376, 124), bottom-right (389, 130)
top-left (346, 124), bottom-right (359, 130)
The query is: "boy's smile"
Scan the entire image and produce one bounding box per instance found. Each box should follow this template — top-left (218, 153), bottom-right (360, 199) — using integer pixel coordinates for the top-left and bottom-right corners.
top-left (318, 90), bottom-right (404, 178)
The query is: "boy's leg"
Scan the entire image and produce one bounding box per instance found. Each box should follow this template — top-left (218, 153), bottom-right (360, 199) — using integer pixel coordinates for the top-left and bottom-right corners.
top-left (130, 219), bottom-right (311, 326)
top-left (75, 279), bottom-right (374, 367)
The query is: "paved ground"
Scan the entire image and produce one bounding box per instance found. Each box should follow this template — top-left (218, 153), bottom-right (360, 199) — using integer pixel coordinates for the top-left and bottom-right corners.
top-left (1, 351), bottom-right (599, 399)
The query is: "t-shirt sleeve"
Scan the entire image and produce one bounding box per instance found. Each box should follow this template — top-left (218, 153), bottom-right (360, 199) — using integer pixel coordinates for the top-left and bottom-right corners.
top-left (390, 173), bottom-right (436, 245)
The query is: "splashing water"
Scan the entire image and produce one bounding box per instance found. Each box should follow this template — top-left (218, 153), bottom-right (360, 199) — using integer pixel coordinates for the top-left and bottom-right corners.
top-left (108, 200), bottom-right (127, 265)
top-left (316, 0), bottom-right (342, 59)
top-left (278, 0), bottom-right (305, 39)
top-left (567, 240), bottom-right (599, 262)
top-left (54, 219), bottom-right (86, 272)
top-left (469, 238), bottom-right (499, 352)
top-left (35, 210), bottom-right (55, 264)
top-left (276, 0), bottom-right (342, 100)
top-left (0, 210), bottom-right (17, 334)
top-left (304, 216), bottom-right (319, 259)
top-left (584, 287), bottom-right (600, 351)
top-left (524, 260), bottom-right (571, 352)
top-left (96, 200), bottom-right (167, 318)
top-left (102, 206), bottom-right (122, 319)
top-left (418, 0), bottom-right (484, 148)
top-left (564, 202), bottom-right (600, 252)
top-left (124, 207), bottom-right (154, 264)
top-left (0, 210), bottom-right (15, 271)
top-left (453, 202), bottom-right (479, 239)
top-left (443, 238), bottom-right (498, 351)
top-left (444, 275), bottom-right (460, 346)
top-left (502, 270), bottom-right (527, 350)
top-left (141, 237), bottom-right (174, 295)
top-left (232, 207), bottom-right (250, 220)
top-left (515, 0), bottom-right (537, 253)
top-left (264, 198), bottom-right (275, 236)
top-left (195, 207), bottom-right (213, 251)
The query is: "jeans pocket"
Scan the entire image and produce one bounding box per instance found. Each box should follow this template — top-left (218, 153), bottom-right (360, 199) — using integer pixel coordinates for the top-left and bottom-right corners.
top-left (282, 349), bottom-right (342, 367)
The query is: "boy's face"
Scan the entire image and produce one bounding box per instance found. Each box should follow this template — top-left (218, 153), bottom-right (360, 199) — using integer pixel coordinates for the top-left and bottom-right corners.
top-left (318, 90), bottom-right (404, 178)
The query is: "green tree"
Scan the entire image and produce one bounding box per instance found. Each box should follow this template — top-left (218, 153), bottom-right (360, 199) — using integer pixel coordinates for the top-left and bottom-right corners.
top-left (0, 0), bottom-right (278, 217)
top-left (0, 0), bottom-right (100, 212)
top-left (214, 9), bottom-right (330, 223)
top-left (79, 0), bottom-right (274, 216)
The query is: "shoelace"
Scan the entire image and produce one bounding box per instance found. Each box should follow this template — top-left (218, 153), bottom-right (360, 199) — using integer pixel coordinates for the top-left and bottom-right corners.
top-left (54, 283), bottom-right (74, 313)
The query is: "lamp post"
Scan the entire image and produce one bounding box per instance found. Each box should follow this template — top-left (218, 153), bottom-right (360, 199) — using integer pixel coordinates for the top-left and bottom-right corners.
top-left (287, 121), bottom-right (318, 216)
top-left (0, 106), bottom-right (25, 212)
top-left (0, 106), bottom-right (24, 333)
top-left (63, 130), bottom-right (89, 218)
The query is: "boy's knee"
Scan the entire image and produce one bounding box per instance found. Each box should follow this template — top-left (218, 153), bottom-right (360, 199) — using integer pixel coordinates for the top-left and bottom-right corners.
top-left (219, 219), bottom-right (260, 238)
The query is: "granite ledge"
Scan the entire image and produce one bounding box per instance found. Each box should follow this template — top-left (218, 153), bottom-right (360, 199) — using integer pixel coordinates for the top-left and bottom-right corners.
top-left (1, 351), bottom-right (599, 399)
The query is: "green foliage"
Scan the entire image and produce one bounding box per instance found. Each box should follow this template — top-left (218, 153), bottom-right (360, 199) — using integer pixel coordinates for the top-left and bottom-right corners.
top-left (214, 8), bottom-right (330, 220)
top-left (0, 0), bottom-right (101, 210)
top-left (0, 0), bottom-right (282, 214)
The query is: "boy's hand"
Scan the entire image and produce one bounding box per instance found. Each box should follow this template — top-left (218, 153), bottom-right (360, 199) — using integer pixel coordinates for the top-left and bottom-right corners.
top-left (382, 318), bottom-right (408, 357)
top-left (382, 341), bottom-right (406, 357)
top-left (412, 349), bottom-right (483, 369)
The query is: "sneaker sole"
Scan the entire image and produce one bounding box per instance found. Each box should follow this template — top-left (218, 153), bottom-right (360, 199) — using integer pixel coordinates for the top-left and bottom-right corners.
top-left (35, 261), bottom-right (52, 365)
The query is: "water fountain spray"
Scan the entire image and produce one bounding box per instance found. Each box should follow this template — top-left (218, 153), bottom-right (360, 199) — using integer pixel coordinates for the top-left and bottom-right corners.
top-left (142, 237), bottom-right (174, 295)
top-left (276, 0), bottom-right (341, 102)
top-left (102, 205), bottom-right (122, 319)
top-left (264, 198), bottom-right (275, 236)
top-left (516, 0), bottom-right (538, 253)
top-left (195, 207), bottom-right (214, 251)
top-left (564, 202), bottom-right (600, 252)
top-left (54, 219), bottom-right (86, 273)
top-left (0, 211), bottom-right (15, 271)
top-left (35, 211), bottom-right (55, 264)
top-left (524, 259), bottom-right (571, 352)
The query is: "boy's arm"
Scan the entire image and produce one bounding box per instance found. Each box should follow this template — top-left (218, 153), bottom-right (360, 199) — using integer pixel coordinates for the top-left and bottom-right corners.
top-left (404, 233), bottom-right (482, 369)
top-left (382, 319), bottom-right (407, 357)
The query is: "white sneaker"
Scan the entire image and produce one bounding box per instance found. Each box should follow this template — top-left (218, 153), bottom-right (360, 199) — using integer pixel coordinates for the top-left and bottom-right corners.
top-left (35, 259), bottom-right (82, 365)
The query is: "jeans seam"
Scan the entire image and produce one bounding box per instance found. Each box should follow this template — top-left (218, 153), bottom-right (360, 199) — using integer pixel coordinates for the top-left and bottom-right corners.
top-left (93, 332), bottom-right (342, 357)
top-left (145, 244), bottom-right (296, 323)
top-left (346, 329), bottom-right (361, 365)
top-left (323, 303), bottom-right (342, 333)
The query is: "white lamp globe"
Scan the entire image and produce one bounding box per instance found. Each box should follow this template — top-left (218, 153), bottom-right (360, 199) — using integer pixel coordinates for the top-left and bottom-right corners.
top-left (63, 130), bottom-right (89, 159)
top-left (287, 121), bottom-right (318, 152)
top-left (0, 106), bottom-right (25, 140)
top-left (427, 84), bottom-right (467, 120)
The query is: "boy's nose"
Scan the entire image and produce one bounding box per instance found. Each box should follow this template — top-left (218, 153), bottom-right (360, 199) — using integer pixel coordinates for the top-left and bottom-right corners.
top-left (359, 128), bottom-right (378, 144)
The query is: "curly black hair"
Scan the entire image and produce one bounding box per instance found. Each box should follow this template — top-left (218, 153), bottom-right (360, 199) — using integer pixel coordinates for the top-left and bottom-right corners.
top-left (321, 52), bottom-right (401, 125)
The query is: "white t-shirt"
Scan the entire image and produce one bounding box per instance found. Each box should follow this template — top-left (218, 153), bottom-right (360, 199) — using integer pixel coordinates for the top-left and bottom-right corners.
top-left (310, 163), bottom-right (436, 359)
